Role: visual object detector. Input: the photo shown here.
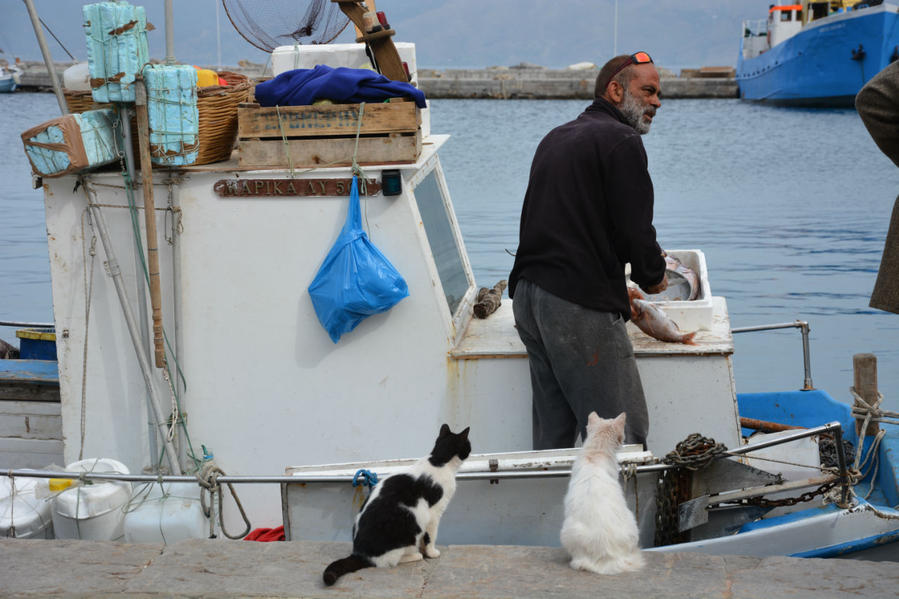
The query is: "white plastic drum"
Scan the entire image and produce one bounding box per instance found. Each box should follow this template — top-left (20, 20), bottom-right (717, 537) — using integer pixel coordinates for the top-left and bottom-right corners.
top-left (124, 482), bottom-right (208, 543)
top-left (51, 458), bottom-right (131, 541)
top-left (1, 475), bottom-right (54, 539)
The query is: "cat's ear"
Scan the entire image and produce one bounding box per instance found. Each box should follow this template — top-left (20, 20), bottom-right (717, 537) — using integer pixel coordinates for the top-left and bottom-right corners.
top-left (459, 427), bottom-right (470, 439)
top-left (439, 423), bottom-right (450, 437)
top-left (587, 412), bottom-right (601, 426)
top-left (613, 412), bottom-right (627, 439)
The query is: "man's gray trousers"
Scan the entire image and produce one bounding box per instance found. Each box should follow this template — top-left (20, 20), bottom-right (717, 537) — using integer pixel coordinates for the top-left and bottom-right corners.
top-left (512, 278), bottom-right (649, 448)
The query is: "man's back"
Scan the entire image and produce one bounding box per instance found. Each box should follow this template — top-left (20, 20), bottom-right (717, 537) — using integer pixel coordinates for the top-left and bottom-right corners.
top-left (509, 99), bottom-right (662, 320)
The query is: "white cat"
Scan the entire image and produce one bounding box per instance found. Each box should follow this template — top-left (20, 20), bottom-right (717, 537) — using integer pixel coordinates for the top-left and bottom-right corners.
top-left (560, 411), bottom-right (645, 575)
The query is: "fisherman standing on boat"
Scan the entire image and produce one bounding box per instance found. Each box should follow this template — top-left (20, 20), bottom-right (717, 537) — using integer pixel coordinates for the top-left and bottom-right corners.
top-left (509, 52), bottom-right (668, 449)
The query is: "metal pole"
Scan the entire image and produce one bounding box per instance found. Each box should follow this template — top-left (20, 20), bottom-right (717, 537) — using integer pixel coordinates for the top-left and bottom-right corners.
top-left (0, 320), bottom-right (54, 328)
top-left (22, 0), bottom-right (67, 115)
top-left (799, 321), bottom-right (814, 390)
top-left (81, 181), bottom-right (182, 475)
top-left (118, 106), bottom-right (159, 465)
top-left (7, 422), bottom-right (847, 487)
top-left (732, 320), bottom-right (814, 390)
top-left (215, 0), bottom-right (222, 69)
top-left (165, 0), bottom-right (175, 65)
top-left (613, 0), bottom-right (619, 56)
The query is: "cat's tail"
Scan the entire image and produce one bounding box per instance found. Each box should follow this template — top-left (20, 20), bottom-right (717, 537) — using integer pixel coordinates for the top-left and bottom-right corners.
top-left (323, 554), bottom-right (373, 586)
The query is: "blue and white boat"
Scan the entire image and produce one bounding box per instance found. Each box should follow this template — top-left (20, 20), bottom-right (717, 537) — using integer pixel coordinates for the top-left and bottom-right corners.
top-left (737, 0), bottom-right (899, 106)
top-left (0, 64), bottom-right (21, 93)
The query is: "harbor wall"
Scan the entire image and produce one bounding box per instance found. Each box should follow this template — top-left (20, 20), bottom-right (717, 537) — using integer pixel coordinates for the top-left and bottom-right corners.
top-left (14, 62), bottom-right (738, 100)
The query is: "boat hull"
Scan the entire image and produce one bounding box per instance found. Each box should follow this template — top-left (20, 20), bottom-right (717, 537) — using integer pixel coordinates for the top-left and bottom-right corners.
top-left (0, 77), bottom-right (16, 93)
top-left (737, 4), bottom-right (899, 106)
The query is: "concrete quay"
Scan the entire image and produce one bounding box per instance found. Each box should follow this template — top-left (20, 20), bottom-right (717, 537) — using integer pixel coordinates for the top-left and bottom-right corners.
top-left (418, 67), bottom-right (739, 100)
top-left (15, 61), bottom-right (738, 100)
top-left (1, 539), bottom-right (897, 598)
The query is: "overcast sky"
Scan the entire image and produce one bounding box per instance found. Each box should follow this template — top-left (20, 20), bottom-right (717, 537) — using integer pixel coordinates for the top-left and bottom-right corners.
top-left (1, 1), bottom-right (774, 70)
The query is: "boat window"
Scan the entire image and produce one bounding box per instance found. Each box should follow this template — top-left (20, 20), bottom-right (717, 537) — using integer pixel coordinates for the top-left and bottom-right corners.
top-left (781, 10), bottom-right (792, 21)
top-left (413, 168), bottom-right (469, 316)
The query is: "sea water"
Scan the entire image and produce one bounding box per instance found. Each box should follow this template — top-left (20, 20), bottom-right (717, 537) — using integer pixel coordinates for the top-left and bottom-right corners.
top-left (2, 92), bottom-right (898, 411)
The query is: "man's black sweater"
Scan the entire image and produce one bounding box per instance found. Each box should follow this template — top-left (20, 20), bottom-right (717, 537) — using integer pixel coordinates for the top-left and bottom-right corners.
top-left (508, 98), bottom-right (666, 320)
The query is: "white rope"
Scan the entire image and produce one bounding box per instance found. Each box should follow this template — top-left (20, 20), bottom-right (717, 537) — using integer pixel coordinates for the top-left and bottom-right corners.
top-left (849, 387), bottom-right (889, 500)
top-left (7, 473), bottom-right (16, 538)
top-left (79, 209), bottom-right (98, 461)
top-left (161, 368), bottom-right (180, 442)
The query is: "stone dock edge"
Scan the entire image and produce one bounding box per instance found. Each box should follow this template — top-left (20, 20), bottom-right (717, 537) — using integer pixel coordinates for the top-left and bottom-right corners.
top-left (13, 62), bottom-right (739, 100)
top-left (1, 539), bottom-right (895, 598)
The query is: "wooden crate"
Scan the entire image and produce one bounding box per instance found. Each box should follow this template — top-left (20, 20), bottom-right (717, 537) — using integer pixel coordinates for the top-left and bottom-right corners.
top-left (237, 100), bottom-right (421, 168)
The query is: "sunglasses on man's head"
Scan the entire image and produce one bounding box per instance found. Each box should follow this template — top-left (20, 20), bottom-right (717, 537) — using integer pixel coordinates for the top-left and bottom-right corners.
top-left (609, 51), bottom-right (654, 79)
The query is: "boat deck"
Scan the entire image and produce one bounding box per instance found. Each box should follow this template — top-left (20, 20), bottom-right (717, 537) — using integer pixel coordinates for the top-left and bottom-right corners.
top-left (1, 539), bottom-right (895, 598)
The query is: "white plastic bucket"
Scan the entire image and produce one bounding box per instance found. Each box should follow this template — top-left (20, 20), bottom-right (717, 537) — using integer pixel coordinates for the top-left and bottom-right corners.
top-left (124, 482), bottom-right (208, 543)
top-left (1, 475), bottom-right (54, 539)
top-left (51, 458), bottom-right (131, 541)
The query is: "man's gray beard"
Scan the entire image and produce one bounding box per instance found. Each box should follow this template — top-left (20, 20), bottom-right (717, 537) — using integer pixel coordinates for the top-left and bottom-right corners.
top-left (620, 89), bottom-right (652, 134)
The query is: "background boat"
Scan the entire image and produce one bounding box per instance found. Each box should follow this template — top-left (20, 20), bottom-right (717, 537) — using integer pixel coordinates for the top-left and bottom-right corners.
top-left (737, 0), bottom-right (899, 106)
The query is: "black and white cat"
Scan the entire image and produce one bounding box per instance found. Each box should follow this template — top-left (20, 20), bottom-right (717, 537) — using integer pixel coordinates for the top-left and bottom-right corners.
top-left (322, 424), bottom-right (471, 586)
top-left (560, 412), bottom-right (644, 575)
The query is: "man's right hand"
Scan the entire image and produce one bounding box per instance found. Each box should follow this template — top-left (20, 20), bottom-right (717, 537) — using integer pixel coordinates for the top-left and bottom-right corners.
top-left (643, 272), bottom-right (668, 295)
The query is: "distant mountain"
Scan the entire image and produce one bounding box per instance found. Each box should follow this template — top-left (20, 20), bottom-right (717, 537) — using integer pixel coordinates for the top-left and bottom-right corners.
top-left (0, 1), bottom-right (773, 71)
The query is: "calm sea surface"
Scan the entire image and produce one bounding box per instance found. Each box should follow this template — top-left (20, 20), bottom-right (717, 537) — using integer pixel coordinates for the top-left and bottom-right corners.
top-left (2, 92), bottom-right (898, 411)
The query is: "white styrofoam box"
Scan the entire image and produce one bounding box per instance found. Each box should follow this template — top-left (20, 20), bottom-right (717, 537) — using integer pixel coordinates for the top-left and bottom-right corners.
top-left (270, 42), bottom-right (430, 138)
top-left (51, 457), bottom-right (131, 541)
top-left (627, 249), bottom-right (714, 331)
top-left (124, 482), bottom-right (207, 544)
top-left (272, 42), bottom-right (417, 80)
top-left (1, 475), bottom-right (54, 539)
top-left (63, 62), bottom-right (91, 92)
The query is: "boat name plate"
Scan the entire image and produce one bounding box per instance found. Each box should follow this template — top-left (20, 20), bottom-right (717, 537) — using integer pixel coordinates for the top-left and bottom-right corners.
top-left (213, 178), bottom-right (382, 198)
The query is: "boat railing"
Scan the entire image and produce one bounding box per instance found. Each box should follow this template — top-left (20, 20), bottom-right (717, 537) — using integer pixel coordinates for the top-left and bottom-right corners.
top-left (742, 18), bottom-right (768, 38)
top-left (732, 320), bottom-right (813, 391)
top-left (0, 320), bottom-right (55, 328)
top-left (5, 421), bottom-right (850, 506)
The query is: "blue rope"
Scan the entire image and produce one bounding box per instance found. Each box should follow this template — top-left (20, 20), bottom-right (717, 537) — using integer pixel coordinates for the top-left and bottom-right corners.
top-left (352, 469), bottom-right (378, 488)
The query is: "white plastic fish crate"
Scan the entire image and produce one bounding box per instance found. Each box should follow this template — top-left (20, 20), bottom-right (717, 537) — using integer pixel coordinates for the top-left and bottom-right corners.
top-left (627, 249), bottom-right (714, 331)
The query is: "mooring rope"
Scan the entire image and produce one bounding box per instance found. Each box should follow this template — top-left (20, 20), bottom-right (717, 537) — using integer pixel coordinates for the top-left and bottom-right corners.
top-left (196, 461), bottom-right (251, 540)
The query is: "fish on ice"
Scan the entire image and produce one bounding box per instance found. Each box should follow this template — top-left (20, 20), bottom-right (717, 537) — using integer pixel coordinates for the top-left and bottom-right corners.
top-left (627, 287), bottom-right (697, 345)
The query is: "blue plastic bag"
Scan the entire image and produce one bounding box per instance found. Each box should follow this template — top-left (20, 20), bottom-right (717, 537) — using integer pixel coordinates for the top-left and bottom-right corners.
top-left (308, 176), bottom-right (409, 343)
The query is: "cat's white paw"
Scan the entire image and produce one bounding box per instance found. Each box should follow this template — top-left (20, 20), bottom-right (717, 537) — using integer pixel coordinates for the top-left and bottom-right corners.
top-left (424, 546), bottom-right (441, 558)
top-left (398, 551), bottom-right (424, 564)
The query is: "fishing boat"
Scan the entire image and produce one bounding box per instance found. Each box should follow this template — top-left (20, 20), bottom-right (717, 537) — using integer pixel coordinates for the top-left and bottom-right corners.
top-left (4, 0), bottom-right (899, 561)
top-left (0, 63), bottom-right (22, 93)
top-left (737, 0), bottom-right (899, 106)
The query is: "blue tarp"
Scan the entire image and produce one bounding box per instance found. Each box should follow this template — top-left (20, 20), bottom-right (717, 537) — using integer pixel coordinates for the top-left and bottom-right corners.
top-left (254, 65), bottom-right (427, 108)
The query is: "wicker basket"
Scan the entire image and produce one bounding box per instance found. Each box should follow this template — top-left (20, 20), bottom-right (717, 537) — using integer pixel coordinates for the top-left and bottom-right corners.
top-left (195, 71), bottom-right (251, 165)
top-left (64, 89), bottom-right (111, 113)
top-left (63, 72), bottom-right (250, 166)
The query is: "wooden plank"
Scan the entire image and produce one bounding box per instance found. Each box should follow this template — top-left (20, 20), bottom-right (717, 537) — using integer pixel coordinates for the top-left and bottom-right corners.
top-left (238, 102), bottom-right (419, 139)
top-left (239, 132), bottom-right (421, 168)
top-left (0, 437), bottom-right (64, 469)
top-left (0, 413), bottom-right (62, 440)
top-left (0, 383), bottom-right (60, 403)
top-left (0, 400), bottom-right (62, 417)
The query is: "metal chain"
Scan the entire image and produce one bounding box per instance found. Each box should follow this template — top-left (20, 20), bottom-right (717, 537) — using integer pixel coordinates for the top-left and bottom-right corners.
top-left (663, 433), bottom-right (728, 471)
top-left (740, 479), bottom-right (838, 508)
top-left (654, 468), bottom-right (691, 546)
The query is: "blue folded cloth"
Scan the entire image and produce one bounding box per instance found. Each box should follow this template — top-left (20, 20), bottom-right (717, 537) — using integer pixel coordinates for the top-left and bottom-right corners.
top-left (255, 65), bottom-right (427, 108)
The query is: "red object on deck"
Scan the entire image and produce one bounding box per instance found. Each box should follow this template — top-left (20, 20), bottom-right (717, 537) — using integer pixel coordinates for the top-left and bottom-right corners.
top-left (244, 525), bottom-right (285, 541)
